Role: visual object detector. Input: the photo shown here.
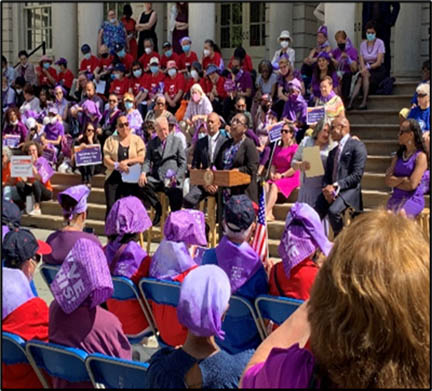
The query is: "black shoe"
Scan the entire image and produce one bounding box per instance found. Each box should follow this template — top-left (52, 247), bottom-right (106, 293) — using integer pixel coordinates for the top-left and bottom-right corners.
top-left (152, 205), bottom-right (162, 226)
top-left (358, 104), bottom-right (367, 110)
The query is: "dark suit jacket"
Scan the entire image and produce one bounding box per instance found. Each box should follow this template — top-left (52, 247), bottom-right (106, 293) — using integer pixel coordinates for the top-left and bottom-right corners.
top-left (215, 136), bottom-right (259, 203)
top-left (191, 132), bottom-right (228, 169)
top-left (323, 136), bottom-right (367, 209)
top-left (142, 133), bottom-right (187, 185)
top-left (362, 2), bottom-right (400, 29)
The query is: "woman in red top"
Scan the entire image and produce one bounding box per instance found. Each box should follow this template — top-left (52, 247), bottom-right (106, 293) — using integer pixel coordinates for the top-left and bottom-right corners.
top-left (202, 39), bottom-right (224, 73)
top-left (128, 61), bottom-right (147, 99)
top-left (203, 64), bottom-right (227, 114)
top-left (183, 61), bottom-right (207, 95)
top-left (164, 60), bottom-right (185, 114)
top-left (36, 55), bottom-right (57, 89)
top-left (79, 44), bottom-right (100, 76)
top-left (228, 46), bottom-right (254, 73)
top-left (121, 4), bottom-right (138, 60)
top-left (109, 63), bottom-right (130, 99)
top-left (94, 44), bottom-right (114, 83)
top-left (269, 202), bottom-right (332, 300)
top-left (54, 57), bottom-right (74, 92)
top-left (160, 41), bottom-right (180, 71)
top-left (138, 38), bottom-right (160, 72)
top-left (143, 57), bottom-right (166, 103)
top-left (178, 36), bottom-right (198, 74)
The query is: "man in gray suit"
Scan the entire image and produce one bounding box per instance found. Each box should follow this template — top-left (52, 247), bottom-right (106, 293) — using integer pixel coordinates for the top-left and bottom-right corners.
top-left (139, 116), bottom-right (187, 225)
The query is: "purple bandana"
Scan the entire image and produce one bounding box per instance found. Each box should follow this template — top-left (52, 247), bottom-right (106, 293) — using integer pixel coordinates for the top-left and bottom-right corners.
top-left (163, 209), bottom-right (207, 246)
top-left (2, 267), bottom-right (35, 320)
top-left (278, 202), bottom-right (333, 278)
top-left (215, 236), bottom-right (261, 293)
top-left (150, 239), bottom-right (196, 280)
top-left (319, 89), bottom-right (336, 103)
top-left (317, 25), bottom-right (328, 38)
top-left (35, 156), bottom-right (54, 183)
top-left (57, 185), bottom-right (90, 220)
top-left (2, 225), bottom-right (10, 241)
top-left (104, 239), bottom-right (147, 278)
top-left (105, 196), bottom-right (152, 236)
top-left (177, 265), bottom-right (231, 339)
top-left (51, 238), bottom-right (113, 314)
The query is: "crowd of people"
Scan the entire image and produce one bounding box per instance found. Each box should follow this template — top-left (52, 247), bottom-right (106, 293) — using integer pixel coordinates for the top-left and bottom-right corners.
top-left (1, 3), bottom-right (431, 389)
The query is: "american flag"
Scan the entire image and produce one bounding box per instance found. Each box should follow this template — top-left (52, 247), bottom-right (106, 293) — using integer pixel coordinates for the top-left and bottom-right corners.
top-left (251, 184), bottom-right (269, 270)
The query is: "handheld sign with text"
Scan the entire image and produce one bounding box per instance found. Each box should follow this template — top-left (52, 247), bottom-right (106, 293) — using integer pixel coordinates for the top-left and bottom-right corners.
top-left (268, 121), bottom-right (285, 143)
top-left (35, 157), bottom-right (54, 183)
top-left (3, 135), bottom-right (21, 148)
top-left (75, 144), bottom-right (102, 167)
top-left (11, 156), bottom-right (34, 178)
top-left (307, 106), bottom-right (325, 125)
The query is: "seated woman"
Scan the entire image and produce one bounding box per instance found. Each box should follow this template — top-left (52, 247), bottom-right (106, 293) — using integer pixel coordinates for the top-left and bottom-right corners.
top-left (203, 64), bottom-right (228, 115)
top-left (97, 93), bottom-right (122, 148)
top-left (265, 123), bottom-right (300, 221)
top-left (310, 52), bottom-right (339, 102)
top-left (40, 106), bottom-right (64, 159)
top-left (123, 92), bottom-right (144, 139)
top-left (53, 85), bottom-right (70, 124)
top-left (144, 94), bottom-right (176, 124)
top-left (19, 84), bottom-right (41, 118)
top-left (255, 60), bottom-right (278, 102)
top-left (3, 107), bottom-right (28, 146)
top-left (144, 265), bottom-right (254, 389)
top-left (44, 185), bottom-right (101, 265)
top-left (281, 78), bottom-right (308, 140)
top-left (315, 76), bottom-right (345, 122)
top-left (202, 195), bottom-right (268, 353)
top-left (270, 202), bottom-right (332, 300)
top-left (241, 209), bottom-right (430, 389)
top-left (385, 119), bottom-right (429, 218)
top-left (184, 61), bottom-right (207, 96)
top-left (49, 238), bottom-right (131, 388)
top-left (348, 20), bottom-right (385, 110)
top-left (183, 83), bottom-right (213, 127)
top-left (104, 196), bottom-right (153, 337)
top-left (408, 83), bottom-right (430, 153)
top-left (148, 209), bottom-right (207, 346)
top-left (271, 30), bottom-right (295, 69)
top-left (2, 229), bottom-right (52, 389)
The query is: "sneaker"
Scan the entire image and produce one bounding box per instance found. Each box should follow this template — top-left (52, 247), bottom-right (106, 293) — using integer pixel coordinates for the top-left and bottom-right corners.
top-left (29, 208), bottom-right (42, 216)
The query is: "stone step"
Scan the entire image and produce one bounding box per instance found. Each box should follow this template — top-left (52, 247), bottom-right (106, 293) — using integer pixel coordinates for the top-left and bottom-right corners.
top-left (362, 172), bottom-right (390, 192)
top-left (351, 124), bottom-right (399, 140)
top-left (363, 139), bottom-right (398, 156)
top-left (393, 81), bottom-right (418, 95)
top-left (41, 201), bottom-right (107, 221)
top-left (52, 185), bottom-right (106, 204)
top-left (365, 155), bottom-right (392, 173)
top-left (347, 109), bottom-right (400, 125)
top-left (360, 95), bottom-right (411, 110)
top-left (51, 173), bottom-right (105, 188)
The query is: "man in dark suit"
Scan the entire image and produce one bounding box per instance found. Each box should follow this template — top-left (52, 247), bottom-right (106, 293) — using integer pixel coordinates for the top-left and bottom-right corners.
top-left (315, 116), bottom-right (367, 236)
top-left (139, 116), bottom-right (187, 225)
top-left (183, 112), bottom-right (228, 208)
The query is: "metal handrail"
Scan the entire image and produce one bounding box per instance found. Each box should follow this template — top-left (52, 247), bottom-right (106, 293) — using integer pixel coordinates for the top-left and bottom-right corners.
top-left (13, 41), bottom-right (46, 68)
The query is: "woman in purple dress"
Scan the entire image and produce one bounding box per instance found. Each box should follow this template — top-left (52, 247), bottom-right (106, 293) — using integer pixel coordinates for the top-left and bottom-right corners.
top-left (172, 3), bottom-right (188, 55)
top-left (385, 119), bottom-right (429, 218)
top-left (265, 122), bottom-right (300, 221)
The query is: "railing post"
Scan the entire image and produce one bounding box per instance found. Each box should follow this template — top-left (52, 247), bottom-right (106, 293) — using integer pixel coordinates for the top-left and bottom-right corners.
top-left (42, 41), bottom-right (46, 55)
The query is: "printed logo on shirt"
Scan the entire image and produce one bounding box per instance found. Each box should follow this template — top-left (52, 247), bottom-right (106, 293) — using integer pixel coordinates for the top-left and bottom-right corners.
top-left (54, 262), bottom-right (86, 305)
top-left (87, 65), bottom-right (91, 72)
top-left (418, 120), bottom-right (426, 131)
top-left (115, 86), bottom-right (121, 94)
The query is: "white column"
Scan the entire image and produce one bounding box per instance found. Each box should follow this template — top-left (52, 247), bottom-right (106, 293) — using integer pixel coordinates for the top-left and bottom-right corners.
top-left (77, 3), bottom-right (103, 61)
top-left (52, 3), bottom-right (78, 71)
top-left (189, 3), bottom-right (216, 55)
top-left (324, 3), bottom-right (356, 48)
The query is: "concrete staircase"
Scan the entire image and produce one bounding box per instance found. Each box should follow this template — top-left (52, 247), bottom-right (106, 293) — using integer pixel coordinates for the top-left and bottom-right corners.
top-left (22, 80), bottom-right (429, 257)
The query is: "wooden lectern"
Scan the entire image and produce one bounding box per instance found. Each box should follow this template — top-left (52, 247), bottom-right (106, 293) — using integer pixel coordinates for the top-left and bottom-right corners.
top-left (190, 169), bottom-right (251, 246)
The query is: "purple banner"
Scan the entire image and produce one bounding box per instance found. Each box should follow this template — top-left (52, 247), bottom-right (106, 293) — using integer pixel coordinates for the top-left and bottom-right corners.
top-left (268, 122), bottom-right (284, 143)
top-left (75, 144), bottom-right (102, 167)
top-left (42, 147), bottom-right (56, 163)
top-left (35, 157), bottom-right (54, 183)
top-left (3, 135), bottom-right (21, 148)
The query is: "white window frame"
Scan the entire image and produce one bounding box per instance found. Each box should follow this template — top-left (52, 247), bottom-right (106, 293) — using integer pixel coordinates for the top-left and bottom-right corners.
top-left (23, 2), bottom-right (53, 52)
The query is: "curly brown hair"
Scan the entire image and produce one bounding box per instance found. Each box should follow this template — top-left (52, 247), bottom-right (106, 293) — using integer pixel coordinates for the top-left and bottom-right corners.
top-left (307, 209), bottom-right (430, 388)
top-left (22, 140), bottom-right (43, 157)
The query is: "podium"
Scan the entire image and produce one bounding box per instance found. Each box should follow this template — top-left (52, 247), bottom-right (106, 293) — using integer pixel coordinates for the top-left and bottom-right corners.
top-left (190, 169), bottom-right (251, 246)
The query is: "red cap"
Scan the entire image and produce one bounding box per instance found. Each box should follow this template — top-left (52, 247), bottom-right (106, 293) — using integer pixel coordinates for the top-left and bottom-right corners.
top-left (36, 240), bottom-right (52, 255)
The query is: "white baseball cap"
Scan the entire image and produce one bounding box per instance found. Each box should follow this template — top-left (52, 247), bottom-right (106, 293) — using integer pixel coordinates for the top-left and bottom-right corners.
top-left (25, 117), bottom-right (37, 130)
top-left (149, 57), bottom-right (159, 65)
top-left (278, 30), bottom-right (292, 42)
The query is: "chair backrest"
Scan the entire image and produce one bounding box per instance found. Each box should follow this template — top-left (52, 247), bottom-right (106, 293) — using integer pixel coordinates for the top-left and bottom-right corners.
top-left (138, 278), bottom-right (181, 307)
top-left (25, 340), bottom-right (89, 387)
top-left (2, 332), bottom-right (28, 365)
top-left (255, 294), bottom-right (304, 336)
top-left (85, 353), bottom-right (149, 389)
top-left (40, 264), bottom-right (60, 288)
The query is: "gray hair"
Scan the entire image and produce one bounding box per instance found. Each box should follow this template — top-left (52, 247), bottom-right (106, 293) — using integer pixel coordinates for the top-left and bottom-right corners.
top-left (223, 221), bottom-right (253, 242)
top-left (416, 83), bottom-right (430, 96)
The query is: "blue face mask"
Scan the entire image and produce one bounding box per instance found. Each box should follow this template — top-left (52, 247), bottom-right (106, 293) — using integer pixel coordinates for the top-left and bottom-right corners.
top-left (150, 65), bottom-right (159, 74)
top-left (113, 73), bottom-right (120, 80)
top-left (109, 18), bottom-right (116, 24)
top-left (110, 73), bottom-right (116, 80)
top-left (43, 62), bottom-right (50, 69)
top-left (182, 45), bottom-right (190, 53)
top-left (366, 33), bottom-right (376, 41)
top-left (124, 101), bottom-right (133, 110)
top-left (83, 53), bottom-right (91, 60)
top-left (117, 49), bottom-right (126, 58)
top-left (165, 49), bottom-right (172, 58)
top-left (133, 69), bottom-right (142, 78)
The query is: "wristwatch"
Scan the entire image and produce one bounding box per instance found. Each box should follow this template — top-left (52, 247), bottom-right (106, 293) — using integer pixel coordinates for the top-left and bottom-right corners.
top-left (332, 182), bottom-right (340, 195)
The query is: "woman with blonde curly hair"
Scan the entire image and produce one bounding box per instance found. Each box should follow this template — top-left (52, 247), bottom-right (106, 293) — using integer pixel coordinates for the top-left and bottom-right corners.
top-left (241, 209), bottom-right (430, 389)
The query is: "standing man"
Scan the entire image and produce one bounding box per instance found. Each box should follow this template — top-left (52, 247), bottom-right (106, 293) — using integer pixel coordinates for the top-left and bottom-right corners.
top-left (362, 2), bottom-right (400, 77)
top-left (315, 116), bottom-right (367, 236)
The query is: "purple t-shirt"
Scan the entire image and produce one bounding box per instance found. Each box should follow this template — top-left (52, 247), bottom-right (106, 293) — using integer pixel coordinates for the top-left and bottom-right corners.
top-left (43, 121), bottom-right (65, 141)
top-left (359, 38), bottom-right (385, 64)
top-left (331, 47), bottom-right (358, 73)
top-left (235, 70), bottom-right (253, 92)
top-left (3, 121), bottom-right (28, 143)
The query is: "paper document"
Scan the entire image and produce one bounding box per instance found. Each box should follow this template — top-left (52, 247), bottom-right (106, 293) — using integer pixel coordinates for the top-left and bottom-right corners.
top-left (121, 163), bottom-right (142, 183)
top-left (95, 80), bottom-right (106, 95)
top-left (302, 146), bottom-right (324, 178)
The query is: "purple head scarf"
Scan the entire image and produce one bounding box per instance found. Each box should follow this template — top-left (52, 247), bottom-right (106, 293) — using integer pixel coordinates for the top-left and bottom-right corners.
top-left (317, 51), bottom-right (331, 62)
top-left (105, 239), bottom-right (147, 278)
top-left (163, 209), bottom-right (207, 246)
top-left (105, 196), bottom-right (152, 236)
top-left (288, 78), bottom-right (302, 93)
top-left (57, 185), bottom-right (90, 220)
top-left (177, 265), bottom-right (231, 339)
top-left (317, 25), bottom-right (328, 38)
top-left (278, 202), bottom-right (333, 278)
top-left (2, 267), bottom-right (35, 320)
top-left (150, 239), bottom-right (197, 280)
top-left (51, 238), bottom-right (113, 314)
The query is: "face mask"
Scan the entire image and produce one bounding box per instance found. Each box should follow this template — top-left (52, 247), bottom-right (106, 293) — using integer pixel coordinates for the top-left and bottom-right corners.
top-left (110, 73), bottom-right (116, 80)
top-left (2, 87), bottom-right (8, 92)
top-left (182, 45), bottom-right (191, 53)
top-left (145, 47), bottom-right (152, 55)
top-left (232, 67), bottom-right (240, 75)
top-left (113, 73), bottom-right (120, 80)
top-left (43, 62), bottom-right (50, 69)
top-left (83, 53), bottom-right (91, 60)
top-left (192, 92), bottom-right (201, 103)
top-left (191, 69), bottom-right (199, 80)
top-left (15, 89), bottom-right (22, 94)
top-left (288, 93), bottom-right (298, 102)
top-left (109, 18), bottom-right (116, 24)
top-left (124, 101), bottom-right (133, 110)
top-left (366, 33), bottom-right (376, 41)
top-left (11, 120), bottom-right (18, 126)
top-left (203, 49), bottom-right (210, 57)
top-left (280, 41), bottom-right (289, 49)
top-left (337, 43), bottom-right (346, 51)
top-left (101, 53), bottom-right (109, 59)
top-left (150, 65), bottom-right (159, 74)
top-left (198, 132), bottom-right (206, 139)
top-left (117, 49), bottom-right (126, 58)
top-left (168, 68), bottom-right (177, 77)
top-left (50, 116), bottom-right (57, 125)
top-left (43, 116), bottom-right (50, 126)
top-left (133, 69), bottom-right (142, 78)
top-left (165, 49), bottom-right (172, 58)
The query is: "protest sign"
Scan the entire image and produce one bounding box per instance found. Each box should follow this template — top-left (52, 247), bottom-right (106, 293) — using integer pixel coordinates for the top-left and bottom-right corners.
top-left (307, 106), bottom-right (325, 125)
top-left (11, 156), bottom-right (33, 178)
top-left (3, 135), bottom-right (21, 148)
top-left (268, 121), bottom-right (284, 143)
top-left (35, 157), bottom-right (54, 183)
top-left (75, 144), bottom-right (102, 167)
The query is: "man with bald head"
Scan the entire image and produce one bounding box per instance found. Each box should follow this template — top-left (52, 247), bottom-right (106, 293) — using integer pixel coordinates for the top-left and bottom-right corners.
top-left (139, 116), bottom-right (187, 225)
top-left (315, 116), bottom-right (367, 236)
top-left (183, 112), bottom-right (228, 208)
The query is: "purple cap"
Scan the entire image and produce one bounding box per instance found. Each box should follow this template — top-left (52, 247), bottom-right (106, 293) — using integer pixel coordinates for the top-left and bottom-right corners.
top-left (57, 185), bottom-right (90, 220)
top-left (2, 267), bottom-right (35, 320)
top-left (81, 100), bottom-right (99, 116)
top-left (278, 203), bottom-right (333, 278)
top-left (317, 51), bottom-right (331, 62)
top-left (55, 57), bottom-right (67, 66)
top-left (164, 209), bottom-right (207, 247)
top-left (317, 25), bottom-right (328, 38)
top-left (177, 265), bottom-right (231, 339)
top-left (105, 196), bottom-right (152, 236)
top-left (149, 239), bottom-right (197, 280)
top-left (51, 238), bottom-right (113, 314)
top-left (288, 78), bottom-right (302, 92)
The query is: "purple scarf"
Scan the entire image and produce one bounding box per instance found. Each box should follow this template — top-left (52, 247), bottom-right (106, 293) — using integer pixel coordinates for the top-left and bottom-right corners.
top-left (104, 239), bottom-right (147, 278)
top-left (223, 139), bottom-right (244, 170)
top-left (215, 236), bottom-right (261, 293)
top-left (319, 90), bottom-right (336, 103)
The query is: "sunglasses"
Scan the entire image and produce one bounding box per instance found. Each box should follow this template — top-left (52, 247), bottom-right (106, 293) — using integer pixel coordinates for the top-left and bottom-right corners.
top-left (86, 128), bottom-right (95, 132)
top-left (417, 93), bottom-right (428, 98)
top-left (281, 128), bottom-right (293, 134)
top-left (118, 122), bottom-right (129, 128)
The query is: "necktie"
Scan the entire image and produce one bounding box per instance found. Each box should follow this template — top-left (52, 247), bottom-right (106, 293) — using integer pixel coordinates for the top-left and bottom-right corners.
top-left (332, 144), bottom-right (342, 183)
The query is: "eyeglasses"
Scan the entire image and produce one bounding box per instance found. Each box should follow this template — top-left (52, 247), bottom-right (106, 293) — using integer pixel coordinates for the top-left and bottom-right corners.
top-left (108, 99), bottom-right (117, 103)
top-left (156, 101), bottom-right (165, 106)
top-left (231, 118), bottom-right (246, 126)
top-left (118, 122), bottom-right (129, 128)
top-left (417, 93), bottom-right (428, 98)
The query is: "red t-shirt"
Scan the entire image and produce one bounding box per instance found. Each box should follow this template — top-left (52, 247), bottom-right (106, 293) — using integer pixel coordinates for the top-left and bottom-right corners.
top-left (184, 77), bottom-right (207, 94)
top-left (80, 55), bottom-right (99, 73)
top-left (98, 55), bottom-right (114, 72)
top-left (120, 53), bottom-right (134, 72)
top-left (164, 73), bottom-right (185, 99)
top-left (37, 66), bottom-right (57, 87)
top-left (144, 72), bottom-right (166, 99)
top-left (202, 51), bottom-right (222, 71)
top-left (56, 69), bottom-right (74, 90)
top-left (138, 51), bottom-right (160, 70)
top-left (203, 75), bottom-right (228, 99)
top-left (160, 52), bottom-right (180, 70)
top-left (228, 54), bottom-right (254, 73)
top-left (178, 51), bottom-right (199, 71)
top-left (109, 77), bottom-right (130, 98)
top-left (128, 74), bottom-right (147, 96)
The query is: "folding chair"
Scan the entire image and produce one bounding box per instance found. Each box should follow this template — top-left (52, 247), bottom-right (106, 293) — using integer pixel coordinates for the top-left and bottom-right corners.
top-left (25, 340), bottom-right (89, 388)
top-left (254, 294), bottom-right (304, 337)
top-left (111, 276), bottom-right (156, 344)
top-left (2, 331), bottom-right (29, 366)
top-left (40, 264), bottom-right (60, 290)
top-left (85, 352), bottom-right (149, 389)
